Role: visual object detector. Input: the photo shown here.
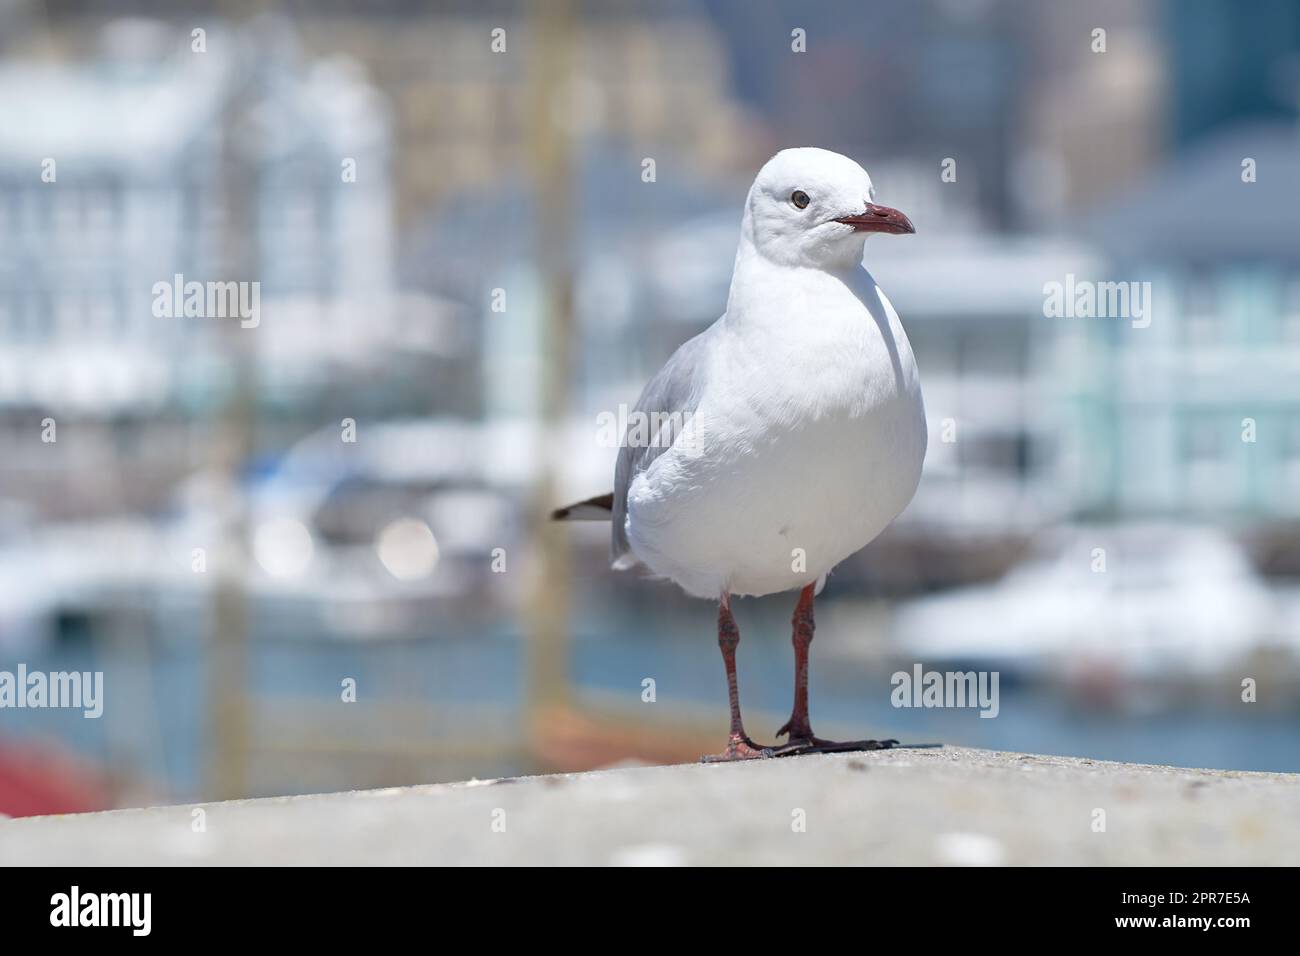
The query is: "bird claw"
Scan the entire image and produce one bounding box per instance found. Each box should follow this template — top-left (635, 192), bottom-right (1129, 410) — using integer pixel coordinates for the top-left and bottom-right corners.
top-left (702, 734), bottom-right (900, 762)
top-left (774, 717), bottom-right (811, 739)
top-left (771, 737), bottom-right (899, 757)
top-left (700, 734), bottom-right (777, 763)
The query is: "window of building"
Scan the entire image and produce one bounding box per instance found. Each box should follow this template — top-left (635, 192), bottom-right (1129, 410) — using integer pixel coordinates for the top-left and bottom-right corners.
top-left (1282, 276), bottom-right (1300, 345)
top-left (1183, 275), bottom-right (1221, 346)
top-left (1182, 415), bottom-right (1233, 509)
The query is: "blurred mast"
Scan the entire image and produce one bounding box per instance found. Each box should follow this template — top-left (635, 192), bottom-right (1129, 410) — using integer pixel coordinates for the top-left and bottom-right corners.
top-left (205, 16), bottom-right (259, 801)
top-left (525, 0), bottom-right (577, 742)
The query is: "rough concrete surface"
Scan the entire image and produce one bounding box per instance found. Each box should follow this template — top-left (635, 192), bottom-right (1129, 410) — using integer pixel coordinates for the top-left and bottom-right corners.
top-left (2, 747), bottom-right (1297, 865)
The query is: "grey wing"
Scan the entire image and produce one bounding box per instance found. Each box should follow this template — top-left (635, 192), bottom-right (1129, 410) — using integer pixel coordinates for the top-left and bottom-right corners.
top-left (611, 318), bottom-right (720, 567)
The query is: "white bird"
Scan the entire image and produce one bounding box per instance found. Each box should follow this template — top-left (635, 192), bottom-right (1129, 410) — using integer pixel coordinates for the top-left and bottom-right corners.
top-left (554, 148), bottom-right (927, 761)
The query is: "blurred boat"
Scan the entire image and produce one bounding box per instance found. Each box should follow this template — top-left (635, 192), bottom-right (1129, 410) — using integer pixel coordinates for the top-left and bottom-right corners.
top-left (891, 524), bottom-right (1288, 681)
top-left (229, 419), bottom-right (529, 639)
top-left (0, 740), bottom-right (115, 818)
top-left (0, 420), bottom-right (535, 647)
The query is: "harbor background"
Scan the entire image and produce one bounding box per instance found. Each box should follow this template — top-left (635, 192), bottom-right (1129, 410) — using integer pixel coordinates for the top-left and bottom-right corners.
top-left (1, 0), bottom-right (1299, 815)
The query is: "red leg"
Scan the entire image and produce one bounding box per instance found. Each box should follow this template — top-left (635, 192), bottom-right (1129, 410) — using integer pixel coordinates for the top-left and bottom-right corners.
top-left (776, 584), bottom-right (816, 740)
top-left (701, 595), bottom-right (774, 762)
top-left (773, 583), bottom-right (898, 756)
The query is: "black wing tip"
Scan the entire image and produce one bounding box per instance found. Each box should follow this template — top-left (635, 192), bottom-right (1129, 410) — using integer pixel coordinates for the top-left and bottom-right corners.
top-left (551, 492), bottom-right (614, 521)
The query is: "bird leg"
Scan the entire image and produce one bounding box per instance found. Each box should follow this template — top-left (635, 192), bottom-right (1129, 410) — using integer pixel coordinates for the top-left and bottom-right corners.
top-left (701, 595), bottom-right (775, 762)
top-left (773, 584), bottom-right (898, 756)
top-left (775, 584), bottom-right (817, 740)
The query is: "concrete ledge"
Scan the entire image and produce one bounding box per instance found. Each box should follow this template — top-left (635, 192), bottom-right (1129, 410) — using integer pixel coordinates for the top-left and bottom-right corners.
top-left (3, 747), bottom-right (1298, 865)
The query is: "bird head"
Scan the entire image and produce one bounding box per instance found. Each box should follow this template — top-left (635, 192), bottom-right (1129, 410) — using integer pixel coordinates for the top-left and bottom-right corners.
top-left (741, 147), bottom-right (914, 270)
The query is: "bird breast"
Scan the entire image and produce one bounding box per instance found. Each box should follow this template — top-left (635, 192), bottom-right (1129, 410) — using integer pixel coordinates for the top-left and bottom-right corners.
top-left (626, 268), bottom-right (927, 599)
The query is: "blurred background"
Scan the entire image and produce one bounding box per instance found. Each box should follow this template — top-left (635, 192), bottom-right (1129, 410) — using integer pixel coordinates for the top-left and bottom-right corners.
top-left (1, 0), bottom-right (1299, 816)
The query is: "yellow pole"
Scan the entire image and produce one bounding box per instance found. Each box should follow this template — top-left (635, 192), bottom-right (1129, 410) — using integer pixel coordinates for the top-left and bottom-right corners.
top-left (524, 0), bottom-right (577, 750)
top-left (204, 17), bottom-right (258, 800)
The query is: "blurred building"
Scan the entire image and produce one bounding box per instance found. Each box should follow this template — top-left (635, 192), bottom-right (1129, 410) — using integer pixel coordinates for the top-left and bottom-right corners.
top-left (0, 19), bottom-right (418, 409)
top-left (872, 233), bottom-right (1099, 533)
top-left (1064, 123), bottom-right (1300, 520)
top-left (294, 4), bottom-right (757, 232)
top-left (1014, 0), bottom-right (1167, 224)
top-left (0, 19), bottom-right (457, 516)
top-left (1167, 0), bottom-right (1300, 145)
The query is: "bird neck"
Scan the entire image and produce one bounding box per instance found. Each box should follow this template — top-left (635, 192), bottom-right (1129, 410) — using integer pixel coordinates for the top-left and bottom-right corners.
top-left (730, 232), bottom-right (863, 296)
top-left (725, 240), bottom-right (868, 334)
top-left (735, 216), bottom-right (868, 276)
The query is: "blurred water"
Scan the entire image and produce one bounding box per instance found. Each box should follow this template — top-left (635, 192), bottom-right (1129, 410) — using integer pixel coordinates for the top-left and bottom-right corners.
top-left (4, 595), bottom-right (1298, 808)
top-left (0, 627), bottom-right (523, 800)
top-left (572, 610), bottom-right (1300, 776)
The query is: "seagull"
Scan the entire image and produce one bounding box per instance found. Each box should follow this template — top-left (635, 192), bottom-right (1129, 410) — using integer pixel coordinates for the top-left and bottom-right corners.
top-left (554, 148), bottom-right (927, 761)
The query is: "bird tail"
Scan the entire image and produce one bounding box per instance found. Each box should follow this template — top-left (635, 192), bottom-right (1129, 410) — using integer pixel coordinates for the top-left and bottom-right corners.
top-left (551, 492), bottom-right (614, 521)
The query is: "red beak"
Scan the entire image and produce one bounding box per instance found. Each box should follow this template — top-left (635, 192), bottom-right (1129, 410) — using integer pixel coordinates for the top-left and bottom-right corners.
top-left (834, 203), bottom-right (915, 235)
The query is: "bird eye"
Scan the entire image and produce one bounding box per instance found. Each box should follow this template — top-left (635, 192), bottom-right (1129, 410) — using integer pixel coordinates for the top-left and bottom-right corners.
top-left (791, 190), bottom-right (810, 209)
